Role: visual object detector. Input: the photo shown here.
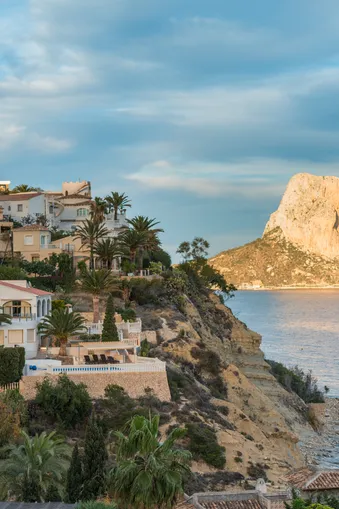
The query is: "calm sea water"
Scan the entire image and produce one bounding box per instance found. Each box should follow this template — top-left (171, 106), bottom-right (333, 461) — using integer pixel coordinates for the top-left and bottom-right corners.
top-left (227, 290), bottom-right (339, 397)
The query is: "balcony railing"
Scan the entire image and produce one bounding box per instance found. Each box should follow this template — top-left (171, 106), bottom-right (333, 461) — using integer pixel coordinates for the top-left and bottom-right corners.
top-left (4, 313), bottom-right (37, 321)
top-left (88, 319), bottom-right (142, 336)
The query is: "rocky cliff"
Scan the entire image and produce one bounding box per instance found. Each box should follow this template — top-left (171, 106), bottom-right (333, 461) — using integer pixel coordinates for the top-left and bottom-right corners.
top-left (210, 173), bottom-right (339, 287)
top-left (265, 173), bottom-right (339, 260)
top-left (136, 292), bottom-right (318, 488)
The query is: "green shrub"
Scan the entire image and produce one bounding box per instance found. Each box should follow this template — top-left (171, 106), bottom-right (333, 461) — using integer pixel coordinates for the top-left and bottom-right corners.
top-left (140, 338), bottom-right (151, 357)
top-left (0, 265), bottom-right (27, 280)
top-left (35, 374), bottom-right (92, 428)
top-left (0, 347), bottom-right (25, 384)
top-left (267, 360), bottom-right (325, 403)
top-left (186, 423), bottom-right (226, 469)
top-left (190, 348), bottom-right (221, 376)
top-left (0, 389), bottom-right (28, 426)
top-left (117, 308), bottom-right (136, 322)
top-left (247, 462), bottom-right (268, 480)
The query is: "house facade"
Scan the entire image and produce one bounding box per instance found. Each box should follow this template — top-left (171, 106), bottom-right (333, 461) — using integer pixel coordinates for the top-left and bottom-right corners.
top-left (0, 192), bottom-right (46, 223)
top-left (0, 280), bottom-right (52, 359)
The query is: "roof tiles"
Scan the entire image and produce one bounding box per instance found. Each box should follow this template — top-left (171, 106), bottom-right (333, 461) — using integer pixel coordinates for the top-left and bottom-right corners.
top-left (0, 281), bottom-right (52, 296)
top-left (286, 468), bottom-right (339, 491)
top-left (200, 500), bottom-right (263, 509)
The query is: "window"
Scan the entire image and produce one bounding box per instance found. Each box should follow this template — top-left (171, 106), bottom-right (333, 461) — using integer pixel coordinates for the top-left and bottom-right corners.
top-left (77, 208), bottom-right (88, 217)
top-left (40, 235), bottom-right (46, 246)
top-left (4, 300), bottom-right (32, 318)
top-left (27, 330), bottom-right (35, 343)
top-left (49, 205), bottom-right (54, 214)
top-left (32, 255), bottom-right (40, 262)
top-left (8, 205), bottom-right (11, 211)
top-left (17, 204), bottom-right (23, 212)
top-left (8, 330), bottom-right (23, 345)
top-left (37, 300), bottom-right (41, 318)
top-left (42, 300), bottom-right (46, 316)
top-left (24, 235), bottom-right (33, 245)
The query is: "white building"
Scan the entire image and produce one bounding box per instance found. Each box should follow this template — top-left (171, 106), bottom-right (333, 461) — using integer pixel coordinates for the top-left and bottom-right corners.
top-left (0, 280), bottom-right (52, 359)
top-left (0, 192), bottom-right (46, 223)
top-left (0, 180), bottom-right (128, 234)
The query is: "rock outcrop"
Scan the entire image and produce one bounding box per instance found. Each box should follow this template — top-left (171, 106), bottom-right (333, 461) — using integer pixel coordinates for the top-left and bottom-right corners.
top-left (209, 173), bottom-right (339, 287)
top-left (264, 173), bottom-right (339, 260)
top-left (137, 293), bottom-right (317, 485)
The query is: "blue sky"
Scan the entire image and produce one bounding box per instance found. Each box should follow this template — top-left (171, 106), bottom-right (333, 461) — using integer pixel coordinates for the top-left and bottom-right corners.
top-left (2, 1), bottom-right (339, 259)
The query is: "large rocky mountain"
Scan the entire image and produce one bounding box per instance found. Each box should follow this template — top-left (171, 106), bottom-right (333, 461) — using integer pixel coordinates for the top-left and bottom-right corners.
top-left (210, 173), bottom-right (339, 288)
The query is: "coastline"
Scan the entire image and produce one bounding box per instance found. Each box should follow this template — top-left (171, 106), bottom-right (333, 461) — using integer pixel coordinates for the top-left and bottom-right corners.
top-left (237, 285), bottom-right (339, 291)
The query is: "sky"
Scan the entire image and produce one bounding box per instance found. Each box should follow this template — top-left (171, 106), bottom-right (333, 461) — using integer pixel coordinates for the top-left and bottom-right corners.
top-left (2, 1), bottom-right (339, 260)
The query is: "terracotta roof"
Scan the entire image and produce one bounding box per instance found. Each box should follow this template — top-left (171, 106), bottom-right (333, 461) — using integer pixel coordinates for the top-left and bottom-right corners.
top-left (0, 193), bottom-right (42, 201)
top-left (0, 281), bottom-right (52, 296)
top-left (200, 500), bottom-right (263, 509)
top-left (286, 468), bottom-right (339, 491)
top-left (285, 468), bottom-right (315, 489)
top-left (14, 225), bottom-right (49, 231)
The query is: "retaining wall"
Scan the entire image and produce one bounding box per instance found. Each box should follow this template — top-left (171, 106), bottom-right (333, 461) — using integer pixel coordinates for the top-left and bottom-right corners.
top-left (20, 371), bottom-right (171, 401)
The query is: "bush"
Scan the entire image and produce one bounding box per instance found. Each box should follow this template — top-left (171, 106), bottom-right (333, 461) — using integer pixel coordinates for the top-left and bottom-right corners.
top-left (117, 307), bottom-right (136, 322)
top-left (0, 347), bottom-right (25, 384)
top-left (0, 265), bottom-right (27, 280)
top-left (76, 503), bottom-right (117, 509)
top-left (35, 374), bottom-right (92, 428)
top-left (247, 462), bottom-right (268, 480)
top-left (190, 348), bottom-right (221, 376)
top-left (0, 389), bottom-right (28, 426)
top-left (267, 360), bottom-right (325, 403)
top-left (186, 423), bottom-right (226, 469)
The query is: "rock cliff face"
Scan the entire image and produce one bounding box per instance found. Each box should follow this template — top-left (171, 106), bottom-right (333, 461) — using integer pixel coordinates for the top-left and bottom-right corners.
top-left (137, 293), bottom-right (317, 486)
top-left (209, 173), bottom-right (339, 287)
top-left (264, 173), bottom-right (339, 260)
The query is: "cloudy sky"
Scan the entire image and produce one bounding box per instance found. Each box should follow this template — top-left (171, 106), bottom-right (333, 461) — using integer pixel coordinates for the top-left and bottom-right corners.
top-left (2, 1), bottom-right (339, 259)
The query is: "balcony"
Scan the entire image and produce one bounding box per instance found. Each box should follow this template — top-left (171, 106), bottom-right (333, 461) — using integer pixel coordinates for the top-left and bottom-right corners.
top-left (5, 313), bottom-right (37, 322)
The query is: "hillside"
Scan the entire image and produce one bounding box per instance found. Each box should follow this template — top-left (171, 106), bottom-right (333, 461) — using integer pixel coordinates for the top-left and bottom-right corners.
top-left (209, 173), bottom-right (339, 288)
top-left (132, 289), bottom-right (321, 489)
top-left (209, 228), bottom-right (339, 288)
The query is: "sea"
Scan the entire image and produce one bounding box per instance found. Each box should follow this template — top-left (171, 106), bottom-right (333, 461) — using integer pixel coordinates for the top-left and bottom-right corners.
top-left (226, 290), bottom-right (339, 398)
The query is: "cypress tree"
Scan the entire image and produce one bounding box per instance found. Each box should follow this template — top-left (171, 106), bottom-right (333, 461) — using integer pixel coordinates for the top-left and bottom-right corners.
top-left (65, 443), bottom-right (83, 503)
top-left (102, 294), bottom-right (119, 341)
top-left (81, 414), bottom-right (108, 500)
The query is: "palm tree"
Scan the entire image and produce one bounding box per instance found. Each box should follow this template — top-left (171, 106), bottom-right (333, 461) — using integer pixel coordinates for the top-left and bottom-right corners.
top-left (0, 430), bottom-right (71, 502)
top-left (105, 192), bottom-right (131, 221)
top-left (118, 229), bottom-right (148, 267)
top-left (80, 269), bottom-right (120, 323)
top-left (0, 307), bottom-right (12, 325)
top-left (11, 184), bottom-right (41, 193)
top-left (93, 238), bottom-right (126, 270)
top-left (74, 219), bottom-right (109, 269)
top-left (90, 197), bottom-right (107, 224)
top-left (127, 216), bottom-right (164, 235)
top-left (126, 216), bottom-right (163, 271)
top-left (110, 414), bottom-right (191, 509)
top-left (38, 309), bottom-right (87, 356)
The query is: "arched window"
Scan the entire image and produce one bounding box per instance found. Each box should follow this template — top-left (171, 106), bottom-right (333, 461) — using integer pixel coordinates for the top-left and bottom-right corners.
top-left (77, 208), bottom-right (88, 217)
top-left (3, 300), bottom-right (32, 318)
top-left (42, 300), bottom-right (46, 316)
top-left (37, 300), bottom-right (41, 318)
top-left (47, 299), bottom-right (51, 314)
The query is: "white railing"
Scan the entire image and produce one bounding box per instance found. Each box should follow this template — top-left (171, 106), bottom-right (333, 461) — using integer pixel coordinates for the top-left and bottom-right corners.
top-left (88, 319), bottom-right (142, 336)
top-left (38, 361), bottom-right (166, 375)
top-left (78, 339), bottom-right (139, 349)
top-left (9, 314), bottom-right (37, 321)
top-left (0, 382), bottom-right (20, 392)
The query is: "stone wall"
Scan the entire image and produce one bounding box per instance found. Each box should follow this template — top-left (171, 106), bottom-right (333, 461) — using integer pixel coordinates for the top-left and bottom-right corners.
top-left (141, 330), bottom-right (157, 344)
top-left (21, 371), bottom-right (171, 401)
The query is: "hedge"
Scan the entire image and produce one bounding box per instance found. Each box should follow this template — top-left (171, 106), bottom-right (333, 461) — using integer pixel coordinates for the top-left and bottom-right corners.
top-left (0, 347), bottom-right (25, 385)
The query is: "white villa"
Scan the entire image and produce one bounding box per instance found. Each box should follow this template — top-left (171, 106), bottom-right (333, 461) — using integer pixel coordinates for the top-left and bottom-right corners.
top-left (0, 180), bottom-right (128, 234)
top-left (0, 280), bottom-right (52, 359)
